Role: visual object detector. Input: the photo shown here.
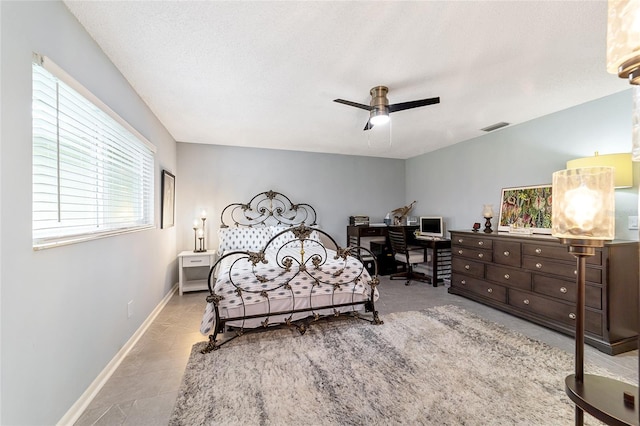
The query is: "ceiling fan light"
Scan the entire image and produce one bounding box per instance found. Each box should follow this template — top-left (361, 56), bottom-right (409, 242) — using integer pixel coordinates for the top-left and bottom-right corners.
top-left (369, 108), bottom-right (390, 126)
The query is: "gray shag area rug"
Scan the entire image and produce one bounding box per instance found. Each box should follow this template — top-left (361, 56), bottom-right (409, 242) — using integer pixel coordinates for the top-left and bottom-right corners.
top-left (170, 305), bottom-right (611, 425)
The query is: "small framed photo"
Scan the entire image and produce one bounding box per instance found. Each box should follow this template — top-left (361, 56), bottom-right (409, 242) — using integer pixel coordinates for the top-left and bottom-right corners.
top-left (161, 170), bottom-right (175, 229)
top-left (498, 184), bottom-right (552, 234)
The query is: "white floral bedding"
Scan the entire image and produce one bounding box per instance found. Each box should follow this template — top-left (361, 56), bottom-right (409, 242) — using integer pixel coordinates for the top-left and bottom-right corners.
top-left (200, 244), bottom-right (378, 334)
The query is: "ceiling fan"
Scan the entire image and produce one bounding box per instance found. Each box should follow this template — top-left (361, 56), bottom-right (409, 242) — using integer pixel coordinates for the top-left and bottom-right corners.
top-left (334, 86), bottom-right (440, 131)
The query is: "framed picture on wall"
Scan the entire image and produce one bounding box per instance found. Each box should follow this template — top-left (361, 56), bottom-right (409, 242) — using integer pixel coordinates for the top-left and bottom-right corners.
top-left (498, 184), bottom-right (552, 234)
top-left (161, 170), bottom-right (175, 229)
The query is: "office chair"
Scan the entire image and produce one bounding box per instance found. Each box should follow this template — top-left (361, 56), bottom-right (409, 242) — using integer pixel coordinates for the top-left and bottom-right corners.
top-left (387, 226), bottom-right (430, 286)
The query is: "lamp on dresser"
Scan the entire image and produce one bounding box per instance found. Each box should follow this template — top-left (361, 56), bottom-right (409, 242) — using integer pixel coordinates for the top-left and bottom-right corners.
top-left (552, 167), bottom-right (637, 425)
top-left (482, 204), bottom-right (494, 233)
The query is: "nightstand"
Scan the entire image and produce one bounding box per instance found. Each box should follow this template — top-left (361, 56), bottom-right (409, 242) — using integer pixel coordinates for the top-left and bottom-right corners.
top-left (177, 250), bottom-right (216, 295)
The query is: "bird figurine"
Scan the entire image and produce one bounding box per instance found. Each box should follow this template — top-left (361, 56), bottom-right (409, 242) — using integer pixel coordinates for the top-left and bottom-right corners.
top-left (391, 201), bottom-right (416, 225)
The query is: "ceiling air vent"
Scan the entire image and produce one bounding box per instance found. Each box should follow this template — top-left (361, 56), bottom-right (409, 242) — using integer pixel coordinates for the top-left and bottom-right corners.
top-left (481, 122), bottom-right (510, 132)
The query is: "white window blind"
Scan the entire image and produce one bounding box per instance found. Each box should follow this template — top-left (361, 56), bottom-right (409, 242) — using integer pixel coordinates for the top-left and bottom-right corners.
top-left (32, 54), bottom-right (155, 249)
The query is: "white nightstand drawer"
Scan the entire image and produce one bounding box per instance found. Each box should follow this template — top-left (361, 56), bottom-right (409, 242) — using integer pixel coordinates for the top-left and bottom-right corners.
top-left (183, 255), bottom-right (210, 267)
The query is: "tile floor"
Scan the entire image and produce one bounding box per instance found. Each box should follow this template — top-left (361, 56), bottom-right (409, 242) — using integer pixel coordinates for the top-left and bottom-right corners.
top-left (74, 277), bottom-right (639, 425)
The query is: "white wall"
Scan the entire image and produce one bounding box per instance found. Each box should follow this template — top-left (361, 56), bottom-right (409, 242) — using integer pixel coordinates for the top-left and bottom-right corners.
top-left (176, 143), bottom-right (407, 249)
top-left (1, 2), bottom-right (178, 424)
top-left (406, 90), bottom-right (639, 241)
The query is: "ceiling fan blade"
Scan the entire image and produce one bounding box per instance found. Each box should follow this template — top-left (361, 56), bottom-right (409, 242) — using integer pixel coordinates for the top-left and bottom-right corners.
top-left (363, 120), bottom-right (373, 131)
top-left (388, 97), bottom-right (440, 113)
top-left (334, 99), bottom-right (372, 111)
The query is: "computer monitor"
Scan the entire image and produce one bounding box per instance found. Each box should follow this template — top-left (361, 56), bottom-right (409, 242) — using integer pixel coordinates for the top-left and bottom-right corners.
top-left (419, 216), bottom-right (444, 238)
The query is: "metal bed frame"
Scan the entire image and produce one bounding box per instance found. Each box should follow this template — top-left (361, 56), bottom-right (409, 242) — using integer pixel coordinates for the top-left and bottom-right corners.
top-left (201, 190), bottom-right (383, 353)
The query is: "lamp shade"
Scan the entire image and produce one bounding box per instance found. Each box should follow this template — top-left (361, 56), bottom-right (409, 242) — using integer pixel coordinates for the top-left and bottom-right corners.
top-left (482, 204), bottom-right (494, 218)
top-left (566, 152), bottom-right (632, 188)
top-left (634, 86), bottom-right (640, 161)
top-left (607, 0), bottom-right (640, 76)
top-left (551, 167), bottom-right (615, 240)
top-left (607, 1), bottom-right (640, 161)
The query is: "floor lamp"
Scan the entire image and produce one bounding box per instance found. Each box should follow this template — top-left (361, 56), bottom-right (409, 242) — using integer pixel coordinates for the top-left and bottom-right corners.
top-left (552, 167), bottom-right (637, 425)
top-left (607, 3), bottom-right (640, 424)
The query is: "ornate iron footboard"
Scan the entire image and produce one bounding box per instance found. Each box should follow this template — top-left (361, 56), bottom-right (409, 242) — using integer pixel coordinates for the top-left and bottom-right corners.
top-left (200, 191), bottom-right (383, 353)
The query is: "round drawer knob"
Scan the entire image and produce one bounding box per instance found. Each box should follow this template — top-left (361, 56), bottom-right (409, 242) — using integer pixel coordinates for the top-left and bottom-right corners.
top-left (574, 270), bottom-right (577, 275)
top-left (458, 249), bottom-right (463, 254)
top-left (478, 241), bottom-right (484, 246)
top-left (465, 264), bottom-right (470, 270)
top-left (478, 253), bottom-right (484, 258)
top-left (536, 263), bottom-right (542, 269)
top-left (503, 251), bottom-right (510, 256)
top-left (569, 313), bottom-right (576, 320)
top-left (461, 280), bottom-right (466, 285)
top-left (458, 238), bottom-right (463, 243)
top-left (535, 248), bottom-right (542, 254)
top-left (504, 274), bottom-right (510, 279)
top-left (560, 287), bottom-right (567, 294)
top-left (487, 288), bottom-right (493, 293)
top-left (523, 299), bottom-right (530, 305)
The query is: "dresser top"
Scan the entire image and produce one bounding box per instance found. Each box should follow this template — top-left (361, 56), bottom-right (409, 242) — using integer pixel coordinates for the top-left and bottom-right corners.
top-left (449, 230), bottom-right (638, 246)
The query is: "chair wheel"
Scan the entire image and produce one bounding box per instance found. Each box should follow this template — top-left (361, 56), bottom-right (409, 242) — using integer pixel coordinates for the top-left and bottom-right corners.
top-left (405, 281), bottom-right (410, 286)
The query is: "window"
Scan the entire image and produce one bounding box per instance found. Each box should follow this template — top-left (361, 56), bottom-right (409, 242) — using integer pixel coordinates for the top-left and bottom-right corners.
top-left (32, 53), bottom-right (155, 249)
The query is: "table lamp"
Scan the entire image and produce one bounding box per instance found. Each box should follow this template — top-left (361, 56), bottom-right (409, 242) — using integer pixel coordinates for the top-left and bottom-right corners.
top-left (482, 204), bottom-right (494, 233)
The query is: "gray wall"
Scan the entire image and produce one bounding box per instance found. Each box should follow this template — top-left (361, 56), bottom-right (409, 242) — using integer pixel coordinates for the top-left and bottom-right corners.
top-left (176, 143), bottom-right (406, 249)
top-left (1, 2), bottom-right (178, 424)
top-left (406, 90), bottom-right (639, 241)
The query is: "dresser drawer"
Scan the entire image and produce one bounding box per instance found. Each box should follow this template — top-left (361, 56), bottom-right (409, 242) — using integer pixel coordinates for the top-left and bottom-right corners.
top-left (452, 274), bottom-right (507, 303)
top-left (183, 255), bottom-right (211, 267)
top-left (486, 264), bottom-right (531, 290)
top-left (451, 234), bottom-right (493, 249)
top-left (452, 257), bottom-right (485, 278)
top-left (493, 240), bottom-right (521, 267)
top-left (452, 246), bottom-right (492, 262)
top-left (522, 243), bottom-right (602, 266)
top-left (522, 256), bottom-right (602, 284)
top-left (532, 275), bottom-right (602, 310)
top-left (509, 289), bottom-right (603, 336)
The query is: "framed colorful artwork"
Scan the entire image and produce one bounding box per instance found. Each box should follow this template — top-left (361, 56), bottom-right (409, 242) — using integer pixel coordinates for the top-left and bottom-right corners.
top-left (498, 184), bottom-right (552, 234)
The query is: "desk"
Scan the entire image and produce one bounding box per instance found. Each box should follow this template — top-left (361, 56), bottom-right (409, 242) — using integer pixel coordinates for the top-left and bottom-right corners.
top-left (409, 237), bottom-right (452, 286)
top-left (347, 225), bottom-right (451, 285)
top-left (347, 225), bottom-right (388, 275)
top-left (369, 240), bottom-right (396, 275)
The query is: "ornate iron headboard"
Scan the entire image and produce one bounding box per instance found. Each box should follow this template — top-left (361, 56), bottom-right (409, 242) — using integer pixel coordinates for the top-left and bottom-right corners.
top-left (219, 190), bottom-right (317, 228)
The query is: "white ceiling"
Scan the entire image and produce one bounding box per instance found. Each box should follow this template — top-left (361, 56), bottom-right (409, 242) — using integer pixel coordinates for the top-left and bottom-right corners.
top-left (63, 1), bottom-right (628, 160)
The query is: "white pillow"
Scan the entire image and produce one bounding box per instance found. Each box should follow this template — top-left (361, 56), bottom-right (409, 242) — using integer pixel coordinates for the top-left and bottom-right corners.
top-left (217, 227), bottom-right (272, 252)
top-left (269, 226), bottom-right (297, 248)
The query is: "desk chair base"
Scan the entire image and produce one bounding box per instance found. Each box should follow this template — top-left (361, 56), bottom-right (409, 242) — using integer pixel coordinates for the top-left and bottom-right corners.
top-left (390, 267), bottom-right (431, 286)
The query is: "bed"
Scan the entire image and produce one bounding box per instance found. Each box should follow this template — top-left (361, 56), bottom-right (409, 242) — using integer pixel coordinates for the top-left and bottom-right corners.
top-left (199, 190), bottom-right (383, 353)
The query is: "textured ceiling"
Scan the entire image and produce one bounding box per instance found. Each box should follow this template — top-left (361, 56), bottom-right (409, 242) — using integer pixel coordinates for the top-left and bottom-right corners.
top-left (63, 1), bottom-right (628, 159)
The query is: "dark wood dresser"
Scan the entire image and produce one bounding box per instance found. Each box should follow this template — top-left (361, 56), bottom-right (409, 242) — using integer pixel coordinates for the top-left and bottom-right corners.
top-left (449, 230), bottom-right (639, 355)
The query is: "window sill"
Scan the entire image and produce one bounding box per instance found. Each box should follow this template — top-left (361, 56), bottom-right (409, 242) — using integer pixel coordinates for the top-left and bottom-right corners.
top-left (33, 225), bottom-right (156, 251)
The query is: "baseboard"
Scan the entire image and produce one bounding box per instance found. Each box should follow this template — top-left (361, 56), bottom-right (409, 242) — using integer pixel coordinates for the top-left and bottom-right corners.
top-left (56, 283), bottom-right (179, 426)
